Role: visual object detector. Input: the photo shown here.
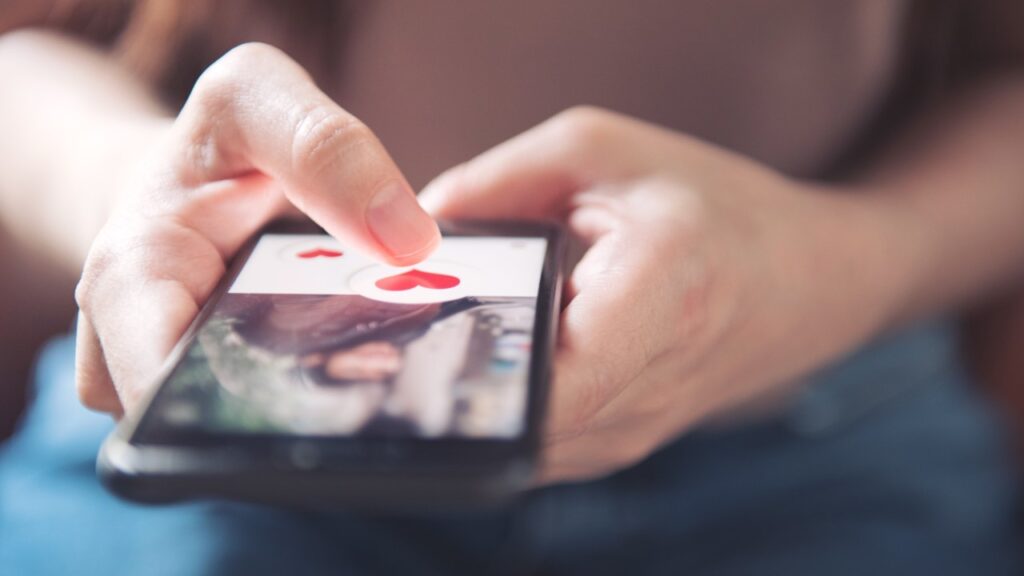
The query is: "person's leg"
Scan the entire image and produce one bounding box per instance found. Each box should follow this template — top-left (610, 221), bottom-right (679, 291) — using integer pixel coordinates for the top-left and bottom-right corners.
top-left (0, 336), bottom-right (355, 575)
top-left (0, 334), bottom-right (528, 575)
top-left (4, 322), bottom-right (1019, 575)
top-left (497, 322), bottom-right (1021, 575)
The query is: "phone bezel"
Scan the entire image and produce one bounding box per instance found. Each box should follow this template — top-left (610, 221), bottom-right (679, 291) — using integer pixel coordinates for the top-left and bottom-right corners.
top-left (104, 218), bottom-right (564, 476)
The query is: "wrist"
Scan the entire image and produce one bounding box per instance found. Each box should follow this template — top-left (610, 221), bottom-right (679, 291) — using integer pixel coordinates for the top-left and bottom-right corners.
top-left (687, 180), bottom-right (926, 425)
top-left (771, 182), bottom-right (931, 373)
top-left (810, 183), bottom-right (934, 335)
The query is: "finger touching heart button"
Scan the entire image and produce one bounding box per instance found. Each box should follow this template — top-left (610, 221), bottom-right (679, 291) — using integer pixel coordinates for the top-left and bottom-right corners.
top-left (350, 260), bottom-right (478, 303)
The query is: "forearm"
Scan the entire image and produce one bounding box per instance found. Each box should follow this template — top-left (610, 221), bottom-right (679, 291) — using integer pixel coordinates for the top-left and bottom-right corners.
top-left (0, 29), bottom-right (170, 273)
top-left (851, 75), bottom-right (1024, 329)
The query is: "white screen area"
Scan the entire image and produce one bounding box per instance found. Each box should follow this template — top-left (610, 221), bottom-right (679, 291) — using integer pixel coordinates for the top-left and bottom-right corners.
top-left (231, 234), bottom-right (548, 301)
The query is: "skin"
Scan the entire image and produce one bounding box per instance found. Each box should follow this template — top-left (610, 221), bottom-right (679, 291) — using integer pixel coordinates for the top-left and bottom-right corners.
top-left (1, 21), bottom-right (1024, 484)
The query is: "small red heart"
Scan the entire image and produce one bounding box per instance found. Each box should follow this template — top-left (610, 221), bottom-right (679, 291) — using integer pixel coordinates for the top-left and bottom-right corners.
top-left (375, 269), bottom-right (461, 291)
top-left (297, 248), bottom-right (343, 259)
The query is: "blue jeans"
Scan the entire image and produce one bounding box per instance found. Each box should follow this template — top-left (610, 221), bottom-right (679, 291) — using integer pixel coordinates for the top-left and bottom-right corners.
top-left (1, 323), bottom-right (1020, 575)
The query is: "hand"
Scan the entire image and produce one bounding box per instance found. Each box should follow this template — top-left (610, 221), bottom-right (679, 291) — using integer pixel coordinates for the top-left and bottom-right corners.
top-left (421, 107), bottom-right (909, 484)
top-left (75, 43), bottom-right (440, 416)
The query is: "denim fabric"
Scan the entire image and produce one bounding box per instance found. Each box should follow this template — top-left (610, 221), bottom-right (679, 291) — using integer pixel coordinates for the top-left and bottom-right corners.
top-left (0, 323), bottom-right (1019, 575)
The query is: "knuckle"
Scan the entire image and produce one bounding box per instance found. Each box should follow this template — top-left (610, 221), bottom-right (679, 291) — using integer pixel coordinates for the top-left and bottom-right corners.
top-left (669, 187), bottom-right (711, 233)
top-left (555, 105), bottom-right (610, 130)
top-left (76, 382), bottom-right (105, 411)
top-left (75, 375), bottom-right (115, 413)
top-left (548, 105), bottom-right (615, 152)
top-left (75, 243), bottom-right (116, 312)
top-left (179, 66), bottom-right (246, 176)
top-left (75, 227), bottom-right (151, 313)
top-left (191, 47), bottom-right (264, 110)
top-left (186, 78), bottom-right (233, 131)
top-left (185, 42), bottom-right (287, 133)
top-left (209, 42), bottom-right (283, 79)
top-left (290, 107), bottom-right (371, 175)
top-left (633, 183), bottom-right (711, 256)
top-left (73, 278), bottom-right (91, 312)
top-left (221, 41), bottom-right (281, 61)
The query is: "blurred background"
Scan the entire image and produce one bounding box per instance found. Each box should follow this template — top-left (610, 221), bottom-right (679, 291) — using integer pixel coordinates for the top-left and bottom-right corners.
top-left (1, 0), bottom-right (1024, 573)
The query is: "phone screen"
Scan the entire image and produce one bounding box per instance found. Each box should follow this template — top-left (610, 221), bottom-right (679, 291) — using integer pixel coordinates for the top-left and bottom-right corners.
top-left (135, 232), bottom-right (550, 443)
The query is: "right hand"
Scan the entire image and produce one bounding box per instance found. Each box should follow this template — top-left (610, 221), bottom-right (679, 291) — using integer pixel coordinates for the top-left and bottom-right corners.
top-left (74, 43), bottom-right (440, 416)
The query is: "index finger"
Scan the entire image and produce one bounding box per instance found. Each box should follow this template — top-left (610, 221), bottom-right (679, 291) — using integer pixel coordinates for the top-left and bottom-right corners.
top-left (172, 43), bottom-right (439, 265)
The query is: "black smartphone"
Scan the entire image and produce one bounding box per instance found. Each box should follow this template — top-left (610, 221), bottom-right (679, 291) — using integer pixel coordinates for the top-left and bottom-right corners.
top-left (98, 218), bottom-right (564, 509)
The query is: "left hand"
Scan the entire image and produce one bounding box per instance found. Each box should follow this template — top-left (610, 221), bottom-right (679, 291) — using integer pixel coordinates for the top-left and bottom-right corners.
top-left (421, 107), bottom-right (911, 484)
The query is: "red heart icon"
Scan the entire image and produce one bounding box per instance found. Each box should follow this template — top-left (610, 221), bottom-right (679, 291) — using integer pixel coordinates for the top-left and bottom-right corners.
top-left (297, 248), bottom-right (343, 259)
top-left (375, 269), bottom-right (461, 291)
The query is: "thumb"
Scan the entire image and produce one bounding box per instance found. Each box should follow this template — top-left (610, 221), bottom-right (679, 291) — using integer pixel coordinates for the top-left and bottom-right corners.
top-left (420, 107), bottom-right (649, 221)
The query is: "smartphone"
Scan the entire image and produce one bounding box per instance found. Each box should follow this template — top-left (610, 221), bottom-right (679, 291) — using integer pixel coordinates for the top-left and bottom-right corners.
top-left (98, 218), bottom-right (564, 509)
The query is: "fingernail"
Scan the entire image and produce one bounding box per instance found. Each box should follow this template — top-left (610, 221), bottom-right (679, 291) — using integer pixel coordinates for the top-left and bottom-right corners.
top-left (366, 181), bottom-right (440, 261)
